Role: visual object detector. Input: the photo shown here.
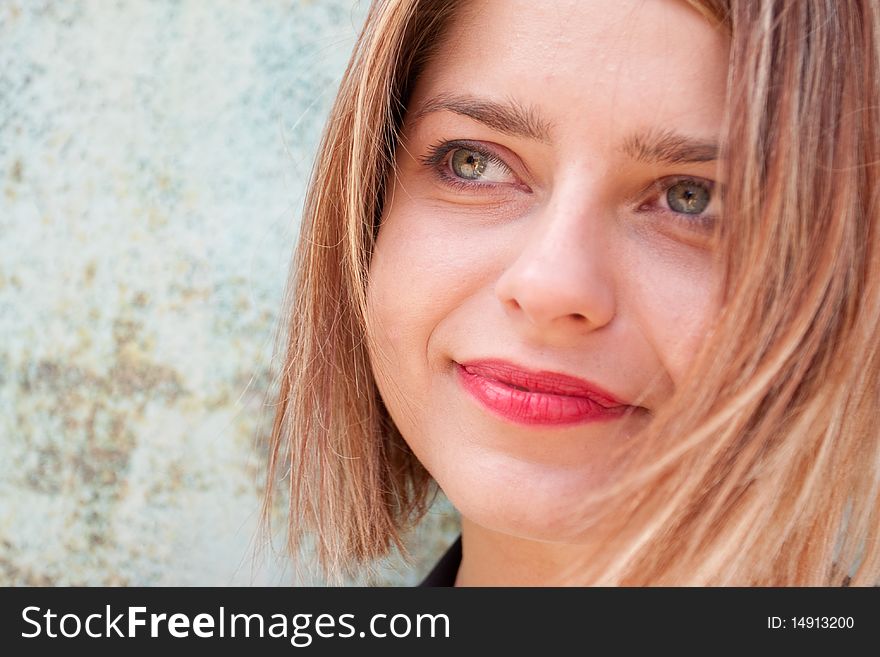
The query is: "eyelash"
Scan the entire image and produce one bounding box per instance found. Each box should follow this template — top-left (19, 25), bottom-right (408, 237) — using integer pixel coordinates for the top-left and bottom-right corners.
top-left (419, 139), bottom-right (718, 231)
top-left (420, 139), bottom-right (516, 192)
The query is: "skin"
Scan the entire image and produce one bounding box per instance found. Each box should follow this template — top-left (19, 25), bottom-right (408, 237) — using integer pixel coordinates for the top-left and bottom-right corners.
top-left (366, 0), bottom-right (728, 585)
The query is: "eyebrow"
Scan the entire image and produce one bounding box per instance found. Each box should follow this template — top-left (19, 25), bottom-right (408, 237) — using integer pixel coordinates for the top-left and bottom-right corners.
top-left (620, 127), bottom-right (720, 165)
top-left (409, 93), bottom-right (720, 165)
top-left (410, 92), bottom-right (553, 143)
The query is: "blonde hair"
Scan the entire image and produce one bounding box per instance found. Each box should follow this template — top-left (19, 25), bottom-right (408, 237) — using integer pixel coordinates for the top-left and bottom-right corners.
top-left (262, 0), bottom-right (879, 585)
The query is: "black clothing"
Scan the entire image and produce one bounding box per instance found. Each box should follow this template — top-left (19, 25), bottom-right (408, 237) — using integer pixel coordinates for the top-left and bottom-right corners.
top-left (417, 534), bottom-right (462, 587)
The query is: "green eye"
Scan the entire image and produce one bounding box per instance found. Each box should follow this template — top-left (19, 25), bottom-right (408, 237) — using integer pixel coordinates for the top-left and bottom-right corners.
top-left (666, 180), bottom-right (711, 214)
top-left (450, 148), bottom-right (488, 180)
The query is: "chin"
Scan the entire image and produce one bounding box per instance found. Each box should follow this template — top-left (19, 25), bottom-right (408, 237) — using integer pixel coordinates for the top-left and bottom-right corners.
top-left (435, 456), bottom-right (606, 544)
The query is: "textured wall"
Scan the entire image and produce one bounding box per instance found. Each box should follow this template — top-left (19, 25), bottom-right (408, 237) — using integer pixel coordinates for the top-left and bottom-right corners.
top-left (0, 0), bottom-right (459, 586)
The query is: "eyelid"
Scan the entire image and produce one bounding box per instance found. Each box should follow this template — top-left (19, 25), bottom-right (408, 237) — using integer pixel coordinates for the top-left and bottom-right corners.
top-left (419, 139), bottom-right (530, 191)
top-left (641, 175), bottom-right (720, 232)
top-left (418, 140), bottom-right (719, 232)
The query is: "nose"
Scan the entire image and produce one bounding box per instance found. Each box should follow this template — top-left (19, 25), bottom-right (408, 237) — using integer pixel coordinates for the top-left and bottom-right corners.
top-left (494, 189), bottom-right (616, 337)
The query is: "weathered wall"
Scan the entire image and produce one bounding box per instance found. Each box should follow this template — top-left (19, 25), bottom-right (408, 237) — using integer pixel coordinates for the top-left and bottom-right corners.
top-left (0, 0), bottom-right (459, 586)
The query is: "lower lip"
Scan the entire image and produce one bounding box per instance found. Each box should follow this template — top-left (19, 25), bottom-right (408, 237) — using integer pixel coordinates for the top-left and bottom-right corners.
top-left (455, 363), bottom-right (630, 427)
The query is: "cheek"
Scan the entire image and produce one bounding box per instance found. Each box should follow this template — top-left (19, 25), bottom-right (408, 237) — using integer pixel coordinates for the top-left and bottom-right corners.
top-left (367, 215), bottom-right (450, 356)
top-left (365, 225), bottom-right (420, 386)
top-left (624, 254), bottom-right (720, 386)
top-left (365, 193), bottom-right (493, 428)
top-left (366, 191), bottom-right (501, 355)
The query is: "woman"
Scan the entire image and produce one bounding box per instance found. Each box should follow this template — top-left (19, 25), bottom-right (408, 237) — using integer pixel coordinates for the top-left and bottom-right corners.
top-left (262, 0), bottom-right (879, 586)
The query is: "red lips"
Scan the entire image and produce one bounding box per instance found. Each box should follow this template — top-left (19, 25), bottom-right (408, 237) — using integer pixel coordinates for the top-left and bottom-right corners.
top-left (455, 359), bottom-right (633, 427)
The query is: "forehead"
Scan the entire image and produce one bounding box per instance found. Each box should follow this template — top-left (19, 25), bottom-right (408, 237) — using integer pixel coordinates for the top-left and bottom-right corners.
top-left (408, 0), bottom-right (728, 146)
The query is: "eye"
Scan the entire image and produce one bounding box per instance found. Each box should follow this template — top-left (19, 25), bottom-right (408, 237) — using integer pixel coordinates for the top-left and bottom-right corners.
top-left (446, 147), bottom-right (516, 183)
top-left (450, 148), bottom-right (490, 180)
top-left (665, 180), bottom-right (711, 215)
top-left (635, 175), bottom-right (719, 239)
top-left (646, 176), bottom-right (718, 233)
top-left (421, 140), bottom-right (520, 188)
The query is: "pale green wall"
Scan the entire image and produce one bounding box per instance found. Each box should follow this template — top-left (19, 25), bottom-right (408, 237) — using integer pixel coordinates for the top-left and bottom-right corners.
top-left (0, 0), bottom-right (458, 586)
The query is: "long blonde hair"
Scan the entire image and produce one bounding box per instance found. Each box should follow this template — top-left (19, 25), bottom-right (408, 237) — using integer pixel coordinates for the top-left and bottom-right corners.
top-left (262, 0), bottom-right (879, 585)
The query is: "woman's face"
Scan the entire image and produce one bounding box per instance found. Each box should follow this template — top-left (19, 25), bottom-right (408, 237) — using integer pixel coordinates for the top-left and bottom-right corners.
top-left (366, 0), bottom-right (727, 541)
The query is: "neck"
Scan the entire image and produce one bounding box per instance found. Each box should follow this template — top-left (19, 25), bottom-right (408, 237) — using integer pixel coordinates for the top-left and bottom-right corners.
top-left (454, 516), bottom-right (601, 586)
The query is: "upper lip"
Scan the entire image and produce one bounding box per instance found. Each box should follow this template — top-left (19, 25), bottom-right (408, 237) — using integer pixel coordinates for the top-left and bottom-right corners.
top-left (456, 358), bottom-right (632, 408)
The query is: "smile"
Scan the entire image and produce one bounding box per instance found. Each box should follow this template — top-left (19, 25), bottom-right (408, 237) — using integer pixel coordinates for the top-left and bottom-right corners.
top-left (454, 360), bottom-right (633, 427)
